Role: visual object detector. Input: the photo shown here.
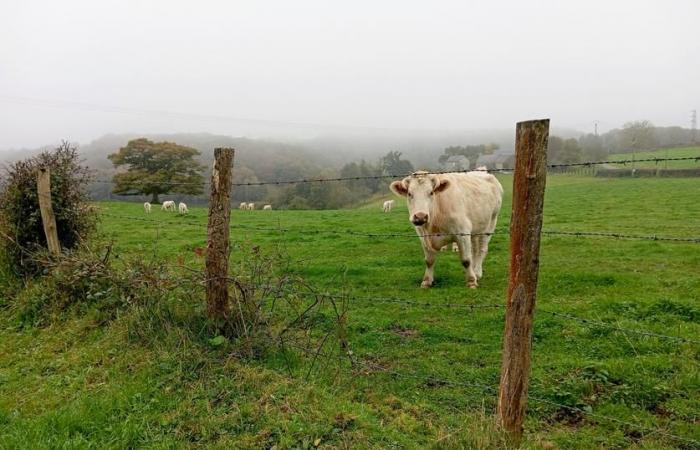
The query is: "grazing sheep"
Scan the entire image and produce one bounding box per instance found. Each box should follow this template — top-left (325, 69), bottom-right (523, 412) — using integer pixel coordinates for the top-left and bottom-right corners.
top-left (161, 200), bottom-right (176, 211)
top-left (144, 202), bottom-right (152, 213)
top-left (247, 202), bottom-right (255, 210)
top-left (178, 202), bottom-right (189, 214)
top-left (383, 200), bottom-right (395, 212)
top-left (239, 202), bottom-right (247, 210)
top-left (263, 204), bottom-right (272, 210)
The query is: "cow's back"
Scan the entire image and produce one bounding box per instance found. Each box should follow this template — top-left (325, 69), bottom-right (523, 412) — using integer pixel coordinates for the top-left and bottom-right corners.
top-left (434, 172), bottom-right (502, 232)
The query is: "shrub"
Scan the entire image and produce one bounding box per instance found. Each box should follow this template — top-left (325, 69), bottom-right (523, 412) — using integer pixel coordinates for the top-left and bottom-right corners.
top-left (11, 244), bottom-right (192, 327)
top-left (0, 142), bottom-right (96, 276)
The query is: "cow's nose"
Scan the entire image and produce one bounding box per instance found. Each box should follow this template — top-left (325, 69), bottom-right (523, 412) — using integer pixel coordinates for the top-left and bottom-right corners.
top-left (411, 212), bottom-right (428, 226)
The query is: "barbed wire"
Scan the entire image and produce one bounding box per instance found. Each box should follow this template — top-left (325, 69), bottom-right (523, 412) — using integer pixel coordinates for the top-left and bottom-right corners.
top-left (229, 155), bottom-right (700, 186)
top-left (527, 395), bottom-right (699, 445)
top-left (98, 213), bottom-right (700, 244)
top-left (86, 155), bottom-right (700, 188)
top-left (541, 230), bottom-right (700, 243)
top-left (136, 264), bottom-right (700, 346)
top-left (229, 223), bottom-right (700, 244)
top-left (290, 289), bottom-right (505, 311)
top-left (537, 309), bottom-right (700, 344)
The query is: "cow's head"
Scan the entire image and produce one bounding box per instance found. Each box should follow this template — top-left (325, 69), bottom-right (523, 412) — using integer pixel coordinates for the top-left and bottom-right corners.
top-left (390, 172), bottom-right (450, 227)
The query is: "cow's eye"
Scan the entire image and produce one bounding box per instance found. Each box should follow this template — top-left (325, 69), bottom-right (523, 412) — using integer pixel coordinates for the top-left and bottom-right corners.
top-left (429, 191), bottom-right (434, 196)
top-left (408, 193), bottom-right (413, 198)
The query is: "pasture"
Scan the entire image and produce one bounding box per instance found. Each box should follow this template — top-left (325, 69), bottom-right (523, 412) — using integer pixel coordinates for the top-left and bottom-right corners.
top-left (1, 174), bottom-right (699, 449)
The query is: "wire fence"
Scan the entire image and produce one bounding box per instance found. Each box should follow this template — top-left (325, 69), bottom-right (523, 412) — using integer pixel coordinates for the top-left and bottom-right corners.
top-left (83, 155), bottom-right (700, 189)
top-left (4, 152), bottom-right (700, 446)
top-left (100, 212), bottom-right (700, 244)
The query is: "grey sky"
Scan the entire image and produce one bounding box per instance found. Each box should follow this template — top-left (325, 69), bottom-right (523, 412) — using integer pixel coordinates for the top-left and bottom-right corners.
top-left (1, 0), bottom-right (698, 149)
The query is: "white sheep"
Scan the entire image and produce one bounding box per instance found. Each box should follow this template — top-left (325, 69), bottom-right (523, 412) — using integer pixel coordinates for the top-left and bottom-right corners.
top-left (178, 202), bottom-right (189, 214)
top-left (144, 202), bottom-right (152, 213)
top-left (161, 200), bottom-right (176, 211)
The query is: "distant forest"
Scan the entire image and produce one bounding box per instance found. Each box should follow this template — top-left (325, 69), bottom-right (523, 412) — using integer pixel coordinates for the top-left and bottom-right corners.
top-left (2, 122), bottom-right (696, 209)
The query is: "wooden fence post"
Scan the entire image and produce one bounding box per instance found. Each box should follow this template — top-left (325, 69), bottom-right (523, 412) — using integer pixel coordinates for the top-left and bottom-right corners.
top-left (498, 119), bottom-right (550, 445)
top-left (205, 148), bottom-right (235, 322)
top-left (36, 167), bottom-right (61, 256)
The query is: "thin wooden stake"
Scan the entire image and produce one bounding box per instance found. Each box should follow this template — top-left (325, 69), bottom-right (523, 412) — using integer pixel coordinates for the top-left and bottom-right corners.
top-left (36, 167), bottom-right (61, 256)
top-left (498, 119), bottom-right (550, 445)
top-left (205, 148), bottom-right (235, 322)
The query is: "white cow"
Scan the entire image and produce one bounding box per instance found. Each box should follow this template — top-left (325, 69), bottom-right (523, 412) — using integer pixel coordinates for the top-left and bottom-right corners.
top-left (263, 204), bottom-right (272, 210)
top-left (382, 200), bottom-right (395, 213)
top-left (239, 202), bottom-right (247, 210)
top-left (390, 169), bottom-right (502, 289)
top-left (247, 202), bottom-right (255, 210)
top-left (144, 202), bottom-right (152, 213)
top-left (178, 202), bottom-right (189, 214)
top-left (161, 200), bottom-right (176, 211)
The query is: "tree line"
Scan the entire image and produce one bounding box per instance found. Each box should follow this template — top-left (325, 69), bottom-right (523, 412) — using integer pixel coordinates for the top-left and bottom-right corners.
top-left (104, 120), bottom-right (696, 208)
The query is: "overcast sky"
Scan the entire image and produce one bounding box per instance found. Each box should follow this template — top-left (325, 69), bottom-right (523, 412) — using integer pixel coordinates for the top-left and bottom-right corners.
top-left (1, 0), bottom-right (698, 149)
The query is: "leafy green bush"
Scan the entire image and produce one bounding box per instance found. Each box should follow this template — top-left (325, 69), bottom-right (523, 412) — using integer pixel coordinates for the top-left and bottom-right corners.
top-left (0, 142), bottom-right (96, 276)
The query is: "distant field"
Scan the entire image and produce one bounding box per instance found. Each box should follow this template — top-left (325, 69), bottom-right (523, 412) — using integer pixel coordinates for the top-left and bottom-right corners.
top-left (608, 146), bottom-right (700, 169)
top-left (1, 174), bottom-right (699, 449)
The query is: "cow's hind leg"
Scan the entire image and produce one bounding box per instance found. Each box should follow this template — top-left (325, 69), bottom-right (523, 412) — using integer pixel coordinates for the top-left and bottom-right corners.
top-left (474, 234), bottom-right (492, 279)
top-left (475, 215), bottom-right (498, 279)
top-left (421, 247), bottom-right (437, 288)
top-left (471, 235), bottom-right (484, 279)
top-left (456, 236), bottom-right (478, 289)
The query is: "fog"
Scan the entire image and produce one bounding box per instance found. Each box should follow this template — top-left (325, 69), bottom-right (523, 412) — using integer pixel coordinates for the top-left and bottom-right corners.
top-left (1, 0), bottom-right (698, 150)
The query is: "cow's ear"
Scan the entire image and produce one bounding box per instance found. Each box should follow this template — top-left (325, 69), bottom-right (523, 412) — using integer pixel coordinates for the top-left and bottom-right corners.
top-left (390, 180), bottom-right (409, 197)
top-left (434, 178), bottom-right (450, 193)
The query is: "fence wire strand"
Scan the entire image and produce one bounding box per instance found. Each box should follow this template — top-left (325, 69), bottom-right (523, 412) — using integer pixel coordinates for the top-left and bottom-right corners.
top-left (86, 155), bottom-right (700, 188)
top-left (538, 309), bottom-right (700, 344)
top-left (99, 212), bottom-right (700, 244)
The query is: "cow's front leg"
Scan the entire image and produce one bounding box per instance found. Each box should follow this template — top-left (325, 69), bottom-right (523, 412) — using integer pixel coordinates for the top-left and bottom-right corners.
top-left (456, 236), bottom-right (478, 289)
top-left (421, 247), bottom-right (437, 288)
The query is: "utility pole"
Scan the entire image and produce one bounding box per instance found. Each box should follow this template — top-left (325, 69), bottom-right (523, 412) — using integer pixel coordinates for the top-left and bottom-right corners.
top-left (691, 110), bottom-right (697, 144)
top-left (594, 121), bottom-right (599, 137)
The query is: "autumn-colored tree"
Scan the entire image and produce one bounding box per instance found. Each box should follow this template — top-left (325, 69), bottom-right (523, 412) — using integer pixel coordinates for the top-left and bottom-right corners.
top-left (108, 139), bottom-right (205, 203)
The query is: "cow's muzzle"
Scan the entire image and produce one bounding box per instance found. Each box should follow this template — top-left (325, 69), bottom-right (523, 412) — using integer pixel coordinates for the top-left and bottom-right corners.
top-left (411, 212), bottom-right (428, 226)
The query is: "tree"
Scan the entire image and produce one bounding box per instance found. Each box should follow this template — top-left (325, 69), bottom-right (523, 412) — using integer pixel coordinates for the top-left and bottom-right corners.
top-left (620, 120), bottom-right (657, 151)
top-left (381, 151), bottom-right (414, 176)
top-left (108, 139), bottom-right (205, 203)
top-left (578, 133), bottom-right (607, 161)
top-left (548, 136), bottom-right (583, 165)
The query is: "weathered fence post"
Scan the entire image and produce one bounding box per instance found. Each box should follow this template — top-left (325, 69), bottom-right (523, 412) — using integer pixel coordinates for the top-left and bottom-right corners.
top-left (36, 167), bottom-right (61, 256)
top-left (498, 119), bottom-right (549, 445)
top-left (205, 148), bottom-right (235, 322)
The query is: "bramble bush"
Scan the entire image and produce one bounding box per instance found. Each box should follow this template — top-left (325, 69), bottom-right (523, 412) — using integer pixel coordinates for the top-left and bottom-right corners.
top-left (0, 142), bottom-right (95, 276)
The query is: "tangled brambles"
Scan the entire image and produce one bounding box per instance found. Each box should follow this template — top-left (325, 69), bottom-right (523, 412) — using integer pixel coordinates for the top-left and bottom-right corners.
top-left (0, 142), bottom-right (96, 277)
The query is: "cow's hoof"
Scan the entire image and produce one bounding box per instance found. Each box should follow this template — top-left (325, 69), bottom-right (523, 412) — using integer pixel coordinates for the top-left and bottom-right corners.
top-left (468, 281), bottom-right (478, 289)
top-left (421, 280), bottom-right (433, 288)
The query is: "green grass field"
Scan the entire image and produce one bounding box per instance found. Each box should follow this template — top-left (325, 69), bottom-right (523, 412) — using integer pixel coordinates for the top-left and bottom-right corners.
top-left (1, 174), bottom-right (699, 449)
top-left (608, 146), bottom-right (700, 169)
